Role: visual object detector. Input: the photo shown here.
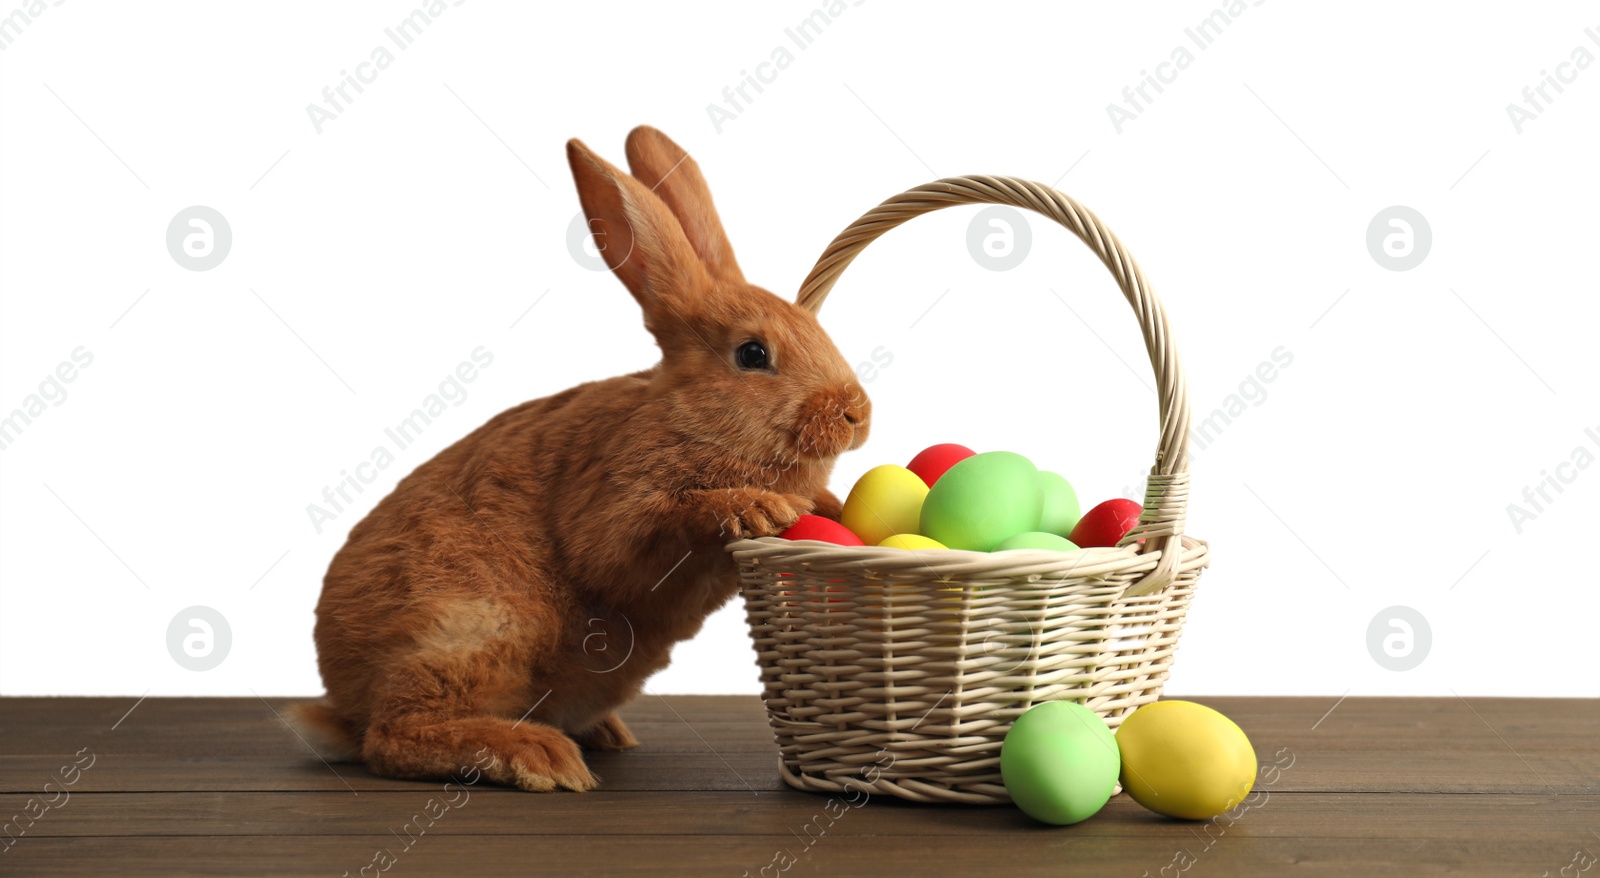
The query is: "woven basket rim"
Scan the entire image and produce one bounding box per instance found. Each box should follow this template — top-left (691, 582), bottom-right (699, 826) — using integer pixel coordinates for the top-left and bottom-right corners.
top-left (726, 535), bottom-right (1210, 591)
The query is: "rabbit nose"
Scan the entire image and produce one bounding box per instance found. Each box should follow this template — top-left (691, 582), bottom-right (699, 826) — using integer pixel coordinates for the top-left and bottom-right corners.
top-left (842, 393), bottom-right (871, 448)
top-left (841, 394), bottom-right (869, 427)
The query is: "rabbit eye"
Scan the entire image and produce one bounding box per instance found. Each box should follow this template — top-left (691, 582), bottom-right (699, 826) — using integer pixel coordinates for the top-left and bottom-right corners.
top-left (735, 340), bottom-right (770, 371)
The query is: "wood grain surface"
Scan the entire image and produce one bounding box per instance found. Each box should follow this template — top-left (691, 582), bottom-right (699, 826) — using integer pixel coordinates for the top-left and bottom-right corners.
top-left (1, 695), bottom-right (1595, 876)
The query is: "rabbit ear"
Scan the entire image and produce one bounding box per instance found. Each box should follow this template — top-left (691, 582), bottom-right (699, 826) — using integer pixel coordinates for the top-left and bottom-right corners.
top-left (567, 138), bottom-right (707, 320)
top-left (624, 126), bottom-right (745, 284)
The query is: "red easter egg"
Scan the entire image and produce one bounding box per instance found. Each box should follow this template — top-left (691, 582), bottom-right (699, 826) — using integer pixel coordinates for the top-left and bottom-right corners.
top-left (1069, 498), bottom-right (1144, 548)
top-left (779, 514), bottom-right (866, 546)
top-left (906, 443), bottom-right (978, 487)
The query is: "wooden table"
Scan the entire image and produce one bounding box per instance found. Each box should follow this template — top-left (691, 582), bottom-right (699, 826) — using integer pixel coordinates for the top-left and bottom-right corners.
top-left (1, 696), bottom-right (1595, 876)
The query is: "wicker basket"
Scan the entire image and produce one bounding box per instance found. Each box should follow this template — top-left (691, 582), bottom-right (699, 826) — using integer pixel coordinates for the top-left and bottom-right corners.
top-left (726, 176), bottom-right (1210, 805)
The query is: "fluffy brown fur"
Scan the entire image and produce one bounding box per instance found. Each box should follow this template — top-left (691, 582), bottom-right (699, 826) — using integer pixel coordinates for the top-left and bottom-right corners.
top-left (291, 126), bottom-right (870, 792)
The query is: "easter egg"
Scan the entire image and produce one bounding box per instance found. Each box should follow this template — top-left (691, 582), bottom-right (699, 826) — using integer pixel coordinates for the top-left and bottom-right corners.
top-left (993, 531), bottom-right (1081, 553)
top-left (1036, 471), bottom-right (1082, 536)
top-left (878, 533), bottom-right (948, 550)
top-left (778, 514), bottom-right (865, 546)
top-left (906, 443), bottom-right (977, 487)
top-left (1069, 498), bottom-right (1144, 548)
top-left (841, 465), bottom-right (930, 546)
top-left (1001, 701), bottom-right (1121, 825)
top-left (1116, 701), bottom-right (1257, 820)
top-left (919, 452), bottom-right (1042, 551)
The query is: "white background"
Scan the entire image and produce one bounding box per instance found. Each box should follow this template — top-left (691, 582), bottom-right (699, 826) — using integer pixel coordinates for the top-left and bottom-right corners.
top-left (2, 1), bottom-right (1596, 699)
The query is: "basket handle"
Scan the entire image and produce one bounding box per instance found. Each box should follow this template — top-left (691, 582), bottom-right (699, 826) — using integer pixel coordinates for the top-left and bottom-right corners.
top-left (796, 176), bottom-right (1191, 598)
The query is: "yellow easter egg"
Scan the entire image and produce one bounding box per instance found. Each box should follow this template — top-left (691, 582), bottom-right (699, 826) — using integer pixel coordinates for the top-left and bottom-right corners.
top-left (1116, 701), bottom-right (1258, 820)
top-left (877, 533), bottom-right (948, 550)
top-left (842, 465), bottom-right (930, 546)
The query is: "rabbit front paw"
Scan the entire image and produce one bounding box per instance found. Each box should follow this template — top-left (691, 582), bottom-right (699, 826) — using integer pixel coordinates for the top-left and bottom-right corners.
top-left (695, 487), bottom-right (814, 540)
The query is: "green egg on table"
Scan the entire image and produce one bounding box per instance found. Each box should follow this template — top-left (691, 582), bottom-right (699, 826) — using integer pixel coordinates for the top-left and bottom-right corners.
top-left (842, 464), bottom-right (930, 547)
top-left (992, 531), bottom-right (1081, 552)
top-left (1116, 700), bottom-right (1258, 820)
top-left (919, 451), bottom-right (1042, 551)
top-left (1036, 471), bottom-right (1082, 536)
top-left (1000, 701), bottom-right (1120, 825)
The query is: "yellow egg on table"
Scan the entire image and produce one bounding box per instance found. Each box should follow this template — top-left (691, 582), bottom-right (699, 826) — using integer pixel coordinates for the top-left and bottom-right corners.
top-left (877, 533), bottom-right (948, 550)
top-left (1116, 700), bottom-right (1257, 820)
top-left (842, 465), bottom-right (930, 547)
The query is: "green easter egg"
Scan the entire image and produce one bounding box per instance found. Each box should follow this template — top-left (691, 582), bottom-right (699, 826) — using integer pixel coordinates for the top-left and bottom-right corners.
top-left (918, 451), bottom-right (1042, 551)
top-left (1001, 701), bottom-right (1121, 825)
top-left (993, 531), bottom-right (1081, 553)
top-left (1036, 471), bottom-right (1081, 536)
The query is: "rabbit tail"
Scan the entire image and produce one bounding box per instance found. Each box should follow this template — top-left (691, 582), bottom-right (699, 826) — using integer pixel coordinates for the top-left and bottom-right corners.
top-left (286, 699), bottom-right (362, 762)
